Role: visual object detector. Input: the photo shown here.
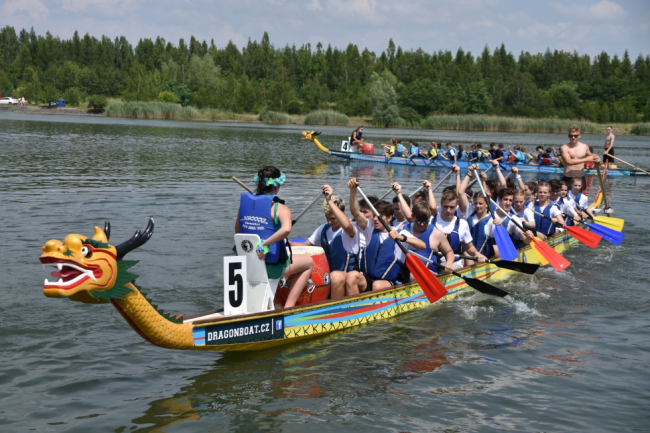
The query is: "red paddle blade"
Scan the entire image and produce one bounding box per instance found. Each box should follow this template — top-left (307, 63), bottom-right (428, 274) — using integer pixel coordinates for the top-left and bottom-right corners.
top-left (405, 255), bottom-right (448, 303)
top-left (532, 237), bottom-right (570, 272)
top-left (566, 225), bottom-right (602, 249)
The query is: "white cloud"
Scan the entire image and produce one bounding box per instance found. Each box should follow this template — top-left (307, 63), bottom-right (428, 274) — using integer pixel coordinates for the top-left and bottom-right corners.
top-left (516, 21), bottom-right (570, 40)
top-left (1, 0), bottom-right (49, 19)
top-left (589, 0), bottom-right (625, 20)
top-left (61, 0), bottom-right (116, 12)
top-left (552, 1), bottom-right (626, 21)
top-left (306, 0), bottom-right (323, 11)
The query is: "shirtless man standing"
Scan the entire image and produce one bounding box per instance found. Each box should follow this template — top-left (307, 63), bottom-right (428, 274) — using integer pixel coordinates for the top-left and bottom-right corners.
top-left (559, 125), bottom-right (599, 191)
top-left (603, 126), bottom-right (615, 164)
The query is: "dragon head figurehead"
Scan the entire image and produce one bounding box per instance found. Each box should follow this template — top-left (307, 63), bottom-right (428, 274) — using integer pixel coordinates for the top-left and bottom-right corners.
top-left (40, 219), bottom-right (154, 304)
top-left (301, 130), bottom-right (321, 142)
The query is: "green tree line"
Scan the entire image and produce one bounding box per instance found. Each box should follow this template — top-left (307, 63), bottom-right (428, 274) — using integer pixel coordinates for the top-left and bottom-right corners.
top-left (1, 26), bottom-right (649, 124)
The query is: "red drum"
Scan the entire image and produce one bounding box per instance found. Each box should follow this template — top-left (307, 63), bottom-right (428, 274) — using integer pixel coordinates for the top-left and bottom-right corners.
top-left (361, 143), bottom-right (375, 154)
top-left (274, 246), bottom-right (331, 307)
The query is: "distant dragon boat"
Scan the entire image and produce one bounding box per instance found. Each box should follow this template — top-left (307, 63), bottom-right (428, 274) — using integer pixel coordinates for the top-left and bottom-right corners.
top-left (302, 131), bottom-right (640, 176)
top-left (40, 217), bottom-right (583, 352)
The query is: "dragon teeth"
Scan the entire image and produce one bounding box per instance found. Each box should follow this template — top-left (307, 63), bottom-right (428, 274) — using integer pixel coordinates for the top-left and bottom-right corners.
top-left (57, 263), bottom-right (63, 271)
top-left (58, 279), bottom-right (63, 284)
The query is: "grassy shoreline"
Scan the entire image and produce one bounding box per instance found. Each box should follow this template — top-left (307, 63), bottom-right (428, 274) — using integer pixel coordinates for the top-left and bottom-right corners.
top-left (6, 102), bottom-right (640, 135)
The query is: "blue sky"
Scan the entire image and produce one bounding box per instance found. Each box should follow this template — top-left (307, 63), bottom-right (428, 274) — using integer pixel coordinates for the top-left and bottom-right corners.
top-left (1, 0), bottom-right (648, 58)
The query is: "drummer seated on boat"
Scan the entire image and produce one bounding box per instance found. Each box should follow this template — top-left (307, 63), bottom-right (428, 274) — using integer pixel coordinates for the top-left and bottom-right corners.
top-left (236, 166), bottom-right (314, 309)
top-left (291, 185), bottom-right (359, 300)
top-left (404, 201), bottom-right (455, 276)
top-left (346, 182), bottom-right (426, 294)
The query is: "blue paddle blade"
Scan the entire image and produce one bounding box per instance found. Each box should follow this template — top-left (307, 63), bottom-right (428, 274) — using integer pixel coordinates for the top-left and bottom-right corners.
top-left (494, 225), bottom-right (519, 261)
top-left (587, 223), bottom-right (624, 246)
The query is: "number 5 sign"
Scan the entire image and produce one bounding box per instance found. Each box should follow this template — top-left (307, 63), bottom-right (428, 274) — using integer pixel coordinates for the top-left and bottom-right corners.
top-left (224, 256), bottom-right (247, 316)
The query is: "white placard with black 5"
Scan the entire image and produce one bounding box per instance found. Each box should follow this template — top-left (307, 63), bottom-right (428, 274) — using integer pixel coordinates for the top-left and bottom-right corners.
top-left (224, 256), bottom-right (247, 316)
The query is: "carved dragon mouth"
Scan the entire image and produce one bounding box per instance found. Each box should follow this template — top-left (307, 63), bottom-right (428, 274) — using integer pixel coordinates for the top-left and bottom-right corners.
top-left (40, 259), bottom-right (100, 290)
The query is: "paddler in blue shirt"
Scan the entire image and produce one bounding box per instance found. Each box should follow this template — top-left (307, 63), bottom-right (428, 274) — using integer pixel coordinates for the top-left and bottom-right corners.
top-left (236, 166), bottom-right (314, 308)
top-left (445, 142), bottom-right (458, 164)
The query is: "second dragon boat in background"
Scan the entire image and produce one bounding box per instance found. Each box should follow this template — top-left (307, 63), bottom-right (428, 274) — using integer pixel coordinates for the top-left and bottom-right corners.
top-left (302, 131), bottom-right (640, 176)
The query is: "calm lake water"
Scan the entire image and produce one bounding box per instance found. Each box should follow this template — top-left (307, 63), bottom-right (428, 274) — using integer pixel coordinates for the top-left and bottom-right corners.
top-left (1, 113), bottom-right (649, 432)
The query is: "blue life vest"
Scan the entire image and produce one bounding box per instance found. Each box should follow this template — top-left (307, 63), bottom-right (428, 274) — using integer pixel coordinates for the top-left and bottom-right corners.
top-left (397, 144), bottom-right (405, 155)
top-left (446, 148), bottom-right (456, 159)
top-left (477, 150), bottom-right (488, 161)
top-left (239, 193), bottom-right (288, 265)
top-left (410, 146), bottom-right (420, 157)
top-left (467, 212), bottom-right (494, 257)
top-left (514, 151), bottom-right (525, 163)
top-left (433, 215), bottom-right (462, 254)
top-left (533, 202), bottom-right (555, 236)
top-left (361, 229), bottom-right (402, 281)
top-left (457, 151), bottom-right (465, 161)
top-left (320, 224), bottom-right (357, 272)
top-left (404, 222), bottom-right (438, 273)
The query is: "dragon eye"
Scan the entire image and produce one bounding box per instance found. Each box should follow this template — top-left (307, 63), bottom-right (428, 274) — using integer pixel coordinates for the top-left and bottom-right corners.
top-left (81, 246), bottom-right (92, 258)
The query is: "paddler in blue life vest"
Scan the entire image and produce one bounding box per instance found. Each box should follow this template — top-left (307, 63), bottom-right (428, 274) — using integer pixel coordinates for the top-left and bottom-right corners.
top-left (445, 142), bottom-right (458, 164)
top-left (434, 186), bottom-right (488, 269)
top-left (403, 201), bottom-right (455, 276)
top-left (291, 185), bottom-right (360, 300)
top-left (236, 166), bottom-right (314, 308)
top-left (527, 180), bottom-right (565, 240)
top-left (345, 179), bottom-right (426, 294)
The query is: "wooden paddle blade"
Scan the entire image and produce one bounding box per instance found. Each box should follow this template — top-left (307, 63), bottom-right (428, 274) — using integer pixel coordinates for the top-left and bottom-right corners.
top-left (494, 225), bottom-right (519, 261)
top-left (587, 223), bottom-right (624, 246)
top-left (593, 215), bottom-right (624, 232)
top-left (493, 259), bottom-right (540, 275)
top-left (405, 255), bottom-right (447, 303)
top-left (565, 225), bottom-right (602, 249)
top-left (532, 237), bottom-right (570, 272)
top-left (529, 241), bottom-right (549, 265)
top-left (462, 276), bottom-right (509, 297)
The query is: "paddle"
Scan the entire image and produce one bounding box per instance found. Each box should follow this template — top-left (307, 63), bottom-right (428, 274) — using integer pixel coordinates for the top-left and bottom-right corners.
top-left (232, 176), bottom-right (254, 193)
top-left (474, 170), bottom-right (519, 261)
top-left (490, 199), bottom-right (570, 272)
top-left (592, 215), bottom-right (624, 232)
top-left (357, 187), bottom-right (447, 303)
top-left (574, 203), bottom-right (625, 244)
top-left (291, 193), bottom-right (325, 225)
top-left (595, 163), bottom-right (612, 214)
top-left (530, 209), bottom-right (602, 249)
top-left (448, 253), bottom-right (540, 275)
top-left (585, 221), bottom-right (625, 246)
top-left (408, 251), bottom-right (510, 297)
top-left (605, 153), bottom-right (650, 176)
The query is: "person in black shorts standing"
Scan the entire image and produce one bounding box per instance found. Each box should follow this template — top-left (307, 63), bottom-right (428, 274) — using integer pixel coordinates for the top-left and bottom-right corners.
top-left (603, 126), bottom-right (615, 164)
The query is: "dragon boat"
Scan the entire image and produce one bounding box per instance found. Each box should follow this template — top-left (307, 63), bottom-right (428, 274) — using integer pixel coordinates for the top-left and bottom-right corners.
top-left (40, 218), bottom-right (582, 352)
top-left (302, 131), bottom-right (640, 176)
